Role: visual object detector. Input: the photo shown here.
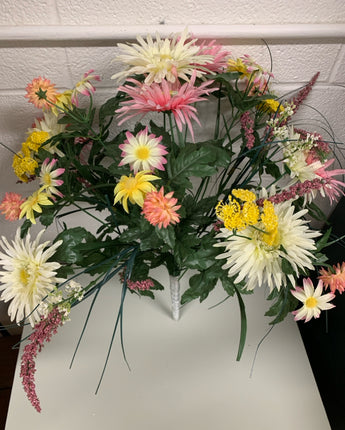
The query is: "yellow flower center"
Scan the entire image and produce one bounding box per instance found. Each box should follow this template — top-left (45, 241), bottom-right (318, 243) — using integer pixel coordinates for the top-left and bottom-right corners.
top-left (305, 297), bottom-right (318, 308)
top-left (135, 146), bottom-right (150, 161)
top-left (43, 172), bottom-right (52, 186)
top-left (123, 176), bottom-right (137, 192)
top-left (19, 267), bottom-right (29, 286)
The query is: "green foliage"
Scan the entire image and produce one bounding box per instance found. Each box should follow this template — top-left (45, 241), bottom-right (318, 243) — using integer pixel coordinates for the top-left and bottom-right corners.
top-left (265, 287), bottom-right (298, 325)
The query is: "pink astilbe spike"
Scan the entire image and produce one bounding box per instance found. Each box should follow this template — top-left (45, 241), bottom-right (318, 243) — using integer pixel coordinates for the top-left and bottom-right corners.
top-left (290, 72), bottom-right (320, 114)
top-left (20, 308), bottom-right (64, 412)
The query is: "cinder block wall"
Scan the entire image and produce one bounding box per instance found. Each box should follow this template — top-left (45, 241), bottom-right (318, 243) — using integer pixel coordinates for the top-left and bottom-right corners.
top-left (0, 1), bottom-right (344, 228)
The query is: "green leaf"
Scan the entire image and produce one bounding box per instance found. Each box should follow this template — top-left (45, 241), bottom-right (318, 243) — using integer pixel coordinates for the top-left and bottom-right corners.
top-left (53, 227), bottom-right (96, 265)
top-left (234, 286), bottom-right (247, 361)
top-left (99, 96), bottom-right (121, 124)
top-left (264, 161), bottom-right (281, 180)
top-left (181, 271), bottom-right (217, 304)
top-left (169, 145), bottom-right (218, 181)
top-left (265, 287), bottom-right (298, 325)
top-left (39, 207), bottom-right (56, 227)
top-left (155, 225), bottom-right (176, 249)
top-left (184, 246), bottom-right (219, 271)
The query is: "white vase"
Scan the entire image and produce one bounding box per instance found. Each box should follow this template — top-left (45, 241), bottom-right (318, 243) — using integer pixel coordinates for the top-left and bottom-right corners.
top-left (169, 275), bottom-right (180, 321)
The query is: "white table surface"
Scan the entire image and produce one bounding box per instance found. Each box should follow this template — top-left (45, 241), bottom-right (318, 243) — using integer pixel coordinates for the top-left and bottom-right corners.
top-left (5, 269), bottom-right (331, 430)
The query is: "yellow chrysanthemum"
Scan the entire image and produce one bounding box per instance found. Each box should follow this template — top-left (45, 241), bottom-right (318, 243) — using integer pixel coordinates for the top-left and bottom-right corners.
top-left (12, 154), bottom-right (38, 182)
top-left (258, 99), bottom-right (284, 114)
top-left (26, 131), bottom-right (50, 152)
top-left (19, 189), bottom-right (53, 224)
top-left (215, 189), bottom-right (259, 231)
top-left (232, 188), bottom-right (256, 202)
top-left (261, 200), bottom-right (279, 246)
top-left (114, 170), bottom-right (159, 213)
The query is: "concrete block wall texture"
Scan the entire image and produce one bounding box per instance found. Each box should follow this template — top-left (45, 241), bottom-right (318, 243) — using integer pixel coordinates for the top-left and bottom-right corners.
top-left (0, 0), bottom-right (345, 231)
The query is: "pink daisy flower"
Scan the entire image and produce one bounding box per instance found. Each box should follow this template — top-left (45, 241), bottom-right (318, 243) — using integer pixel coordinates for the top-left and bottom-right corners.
top-left (116, 71), bottom-right (215, 140)
top-left (319, 262), bottom-right (345, 294)
top-left (0, 192), bottom-right (26, 221)
top-left (315, 158), bottom-right (345, 203)
top-left (39, 158), bottom-right (65, 198)
top-left (71, 69), bottom-right (101, 106)
top-left (119, 127), bottom-right (167, 173)
top-left (291, 278), bottom-right (335, 322)
top-left (25, 77), bottom-right (58, 110)
top-left (142, 186), bottom-right (181, 229)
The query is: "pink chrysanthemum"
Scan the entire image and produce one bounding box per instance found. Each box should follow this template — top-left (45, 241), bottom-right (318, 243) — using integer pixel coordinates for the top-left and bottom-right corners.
top-left (142, 186), bottom-right (181, 229)
top-left (116, 71), bottom-right (215, 140)
top-left (119, 127), bottom-right (167, 173)
top-left (25, 77), bottom-right (58, 110)
top-left (319, 262), bottom-right (345, 294)
top-left (0, 192), bottom-right (26, 221)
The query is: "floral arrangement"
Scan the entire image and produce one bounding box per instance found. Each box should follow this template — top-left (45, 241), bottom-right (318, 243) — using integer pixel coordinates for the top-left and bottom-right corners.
top-left (1, 29), bottom-right (345, 412)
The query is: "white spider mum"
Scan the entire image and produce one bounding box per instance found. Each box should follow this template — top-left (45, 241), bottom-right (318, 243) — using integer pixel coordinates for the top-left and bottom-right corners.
top-left (215, 200), bottom-right (320, 292)
top-left (0, 228), bottom-right (63, 326)
top-left (111, 28), bottom-right (213, 84)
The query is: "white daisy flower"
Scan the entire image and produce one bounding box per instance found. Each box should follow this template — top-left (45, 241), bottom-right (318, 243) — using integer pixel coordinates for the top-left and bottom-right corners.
top-left (111, 28), bottom-right (213, 84)
top-left (291, 278), bottom-right (335, 322)
top-left (215, 200), bottom-right (320, 292)
top-left (0, 228), bottom-right (63, 326)
top-left (119, 127), bottom-right (168, 173)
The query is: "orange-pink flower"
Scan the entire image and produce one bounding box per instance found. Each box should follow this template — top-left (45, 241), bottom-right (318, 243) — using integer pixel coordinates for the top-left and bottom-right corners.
top-left (0, 192), bottom-right (26, 221)
top-left (319, 262), bottom-right (345, 294)
top-left (142, 187), bottom-right (181, 229)
top-left (25, 77), bottom-right (58, 110)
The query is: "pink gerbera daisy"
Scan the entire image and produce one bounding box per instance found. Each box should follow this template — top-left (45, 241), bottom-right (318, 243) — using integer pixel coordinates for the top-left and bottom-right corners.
top-left (25, 77), bottom-right (58, 110)
top-left (119, 127), bottom-right (167, 173)
top-left (116, 71), bottom-right (215, 140)
top-left (196, 40), bottom-right (231, 74)
top-left (319, 262), bottom-right (345, 294)
top-left (142, 186), bottom-right (181, 229)
top-left (0, 192), bottom-right (26, 221)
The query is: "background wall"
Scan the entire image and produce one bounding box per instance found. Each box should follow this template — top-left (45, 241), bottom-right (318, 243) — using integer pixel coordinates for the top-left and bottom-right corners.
top-left (0, 0), bottom-right (344, 231)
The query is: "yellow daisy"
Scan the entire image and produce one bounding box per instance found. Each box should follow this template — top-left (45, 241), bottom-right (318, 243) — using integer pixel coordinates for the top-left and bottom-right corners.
top-left (19, 189), bottom-right (53, 224)
top-left (114, 170), bottom-right (159, 213)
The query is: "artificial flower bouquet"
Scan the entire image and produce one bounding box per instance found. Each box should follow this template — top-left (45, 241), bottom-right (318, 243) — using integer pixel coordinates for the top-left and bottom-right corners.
top-left (1, 29), bottom-right (345, 412)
